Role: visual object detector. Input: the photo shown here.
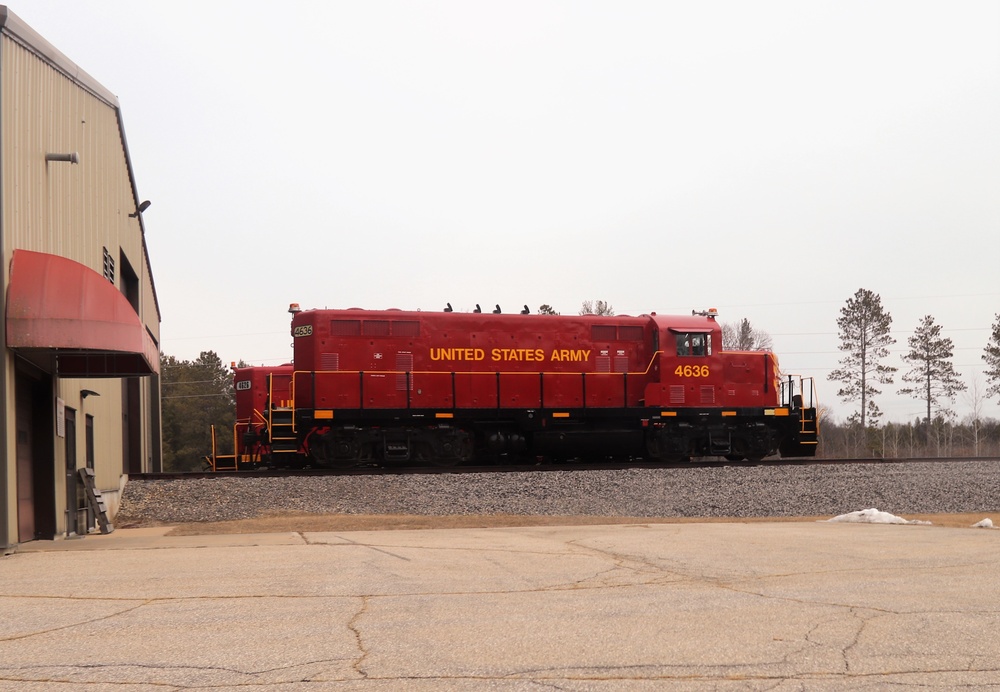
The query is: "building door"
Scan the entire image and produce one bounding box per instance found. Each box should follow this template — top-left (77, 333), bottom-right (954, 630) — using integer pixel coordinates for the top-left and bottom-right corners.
top-left (64, 408), bottom-right (78, 535)
top-left (122, 378), bottom-right (142, 474)
top-left (15, 378), bottom-right (36, 542)
top-left (15, 368), bottom-right (55, 541)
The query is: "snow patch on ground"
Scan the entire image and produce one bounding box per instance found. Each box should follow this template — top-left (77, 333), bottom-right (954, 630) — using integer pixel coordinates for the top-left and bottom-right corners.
top-left (826, 508), bottom-right (932, 525)
top-left (825, 509), bottom-right (998, 528)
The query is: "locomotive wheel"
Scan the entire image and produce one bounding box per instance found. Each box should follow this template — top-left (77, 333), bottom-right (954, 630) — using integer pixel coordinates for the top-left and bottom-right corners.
top-left (429, 454), bottom-right (459, 468)
top-left (413, 440), bottom-right (458, 467)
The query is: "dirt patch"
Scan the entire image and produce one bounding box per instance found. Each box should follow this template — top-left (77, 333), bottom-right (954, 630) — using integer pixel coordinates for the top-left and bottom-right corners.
top-left (161, 511), bottom-right (999, 536)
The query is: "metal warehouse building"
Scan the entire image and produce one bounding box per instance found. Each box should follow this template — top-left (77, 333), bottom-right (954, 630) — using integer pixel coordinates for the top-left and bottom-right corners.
top-left (1, 7), bottom-right (161, 549)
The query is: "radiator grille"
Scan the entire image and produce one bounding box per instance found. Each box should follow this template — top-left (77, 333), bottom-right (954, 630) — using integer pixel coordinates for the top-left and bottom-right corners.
top-left (396, 352), bottom-right (413, 391)
top-left (700, 386), bottom-right (715, 404)
top-left (329, 320), bottom-right (360, 336)
top-left (363, 320), bottom-right (390, 336)
top-left (393, 320), bottom-right (420, 336)
top-left (592, 325), bottom-right (616, 340)
top-left (670, 385), bottom-right (685, 404)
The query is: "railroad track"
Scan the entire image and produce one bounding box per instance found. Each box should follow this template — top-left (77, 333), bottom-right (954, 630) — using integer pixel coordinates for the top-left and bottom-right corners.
top-left (130, 455), bottom-right (997, 482)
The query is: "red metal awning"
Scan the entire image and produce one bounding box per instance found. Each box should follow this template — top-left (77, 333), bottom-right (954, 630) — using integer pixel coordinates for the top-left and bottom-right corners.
top-left (6, 249), bottom-right (159, 377)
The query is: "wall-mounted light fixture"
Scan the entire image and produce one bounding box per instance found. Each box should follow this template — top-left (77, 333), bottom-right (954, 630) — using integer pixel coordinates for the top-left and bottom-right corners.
top-left (45, 152), bottom-right (79, 164)
top-left (129, 200), bottom-right (151, 218)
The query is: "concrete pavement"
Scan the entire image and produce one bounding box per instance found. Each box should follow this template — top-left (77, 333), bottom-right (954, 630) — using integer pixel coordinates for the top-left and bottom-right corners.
top-left (2, 521), bottom-right (1000, 690)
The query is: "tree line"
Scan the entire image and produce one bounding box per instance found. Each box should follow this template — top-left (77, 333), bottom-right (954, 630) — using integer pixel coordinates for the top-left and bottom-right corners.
top-left (160, 351), bottom-right (237, 472)
top-left (823, 287), bottom-right (1000, 457)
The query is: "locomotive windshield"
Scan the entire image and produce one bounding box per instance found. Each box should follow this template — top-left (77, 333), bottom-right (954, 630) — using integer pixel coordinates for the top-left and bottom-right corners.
top-left (675, 332), bottom-right (711, 357)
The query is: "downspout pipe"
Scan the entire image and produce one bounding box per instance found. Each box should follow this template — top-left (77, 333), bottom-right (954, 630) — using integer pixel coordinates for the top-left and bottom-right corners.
top-left (0, 7), bottom-right (9, 552)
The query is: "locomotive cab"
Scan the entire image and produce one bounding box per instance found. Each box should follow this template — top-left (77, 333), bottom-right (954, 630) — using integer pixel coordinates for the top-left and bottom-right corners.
top-left (641, 313), bottom-right (723, 409)
top-left (641, 311), bottom-right (816, 461)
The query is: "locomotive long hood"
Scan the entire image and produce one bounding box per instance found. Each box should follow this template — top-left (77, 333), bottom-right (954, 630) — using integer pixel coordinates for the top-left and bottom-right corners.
top-left (5, 250), bottom-right (159, 377)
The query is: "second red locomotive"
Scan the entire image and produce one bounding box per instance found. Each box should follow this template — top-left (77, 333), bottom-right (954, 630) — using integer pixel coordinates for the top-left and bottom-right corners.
top-left (275, 304), bottom-right (818, 466)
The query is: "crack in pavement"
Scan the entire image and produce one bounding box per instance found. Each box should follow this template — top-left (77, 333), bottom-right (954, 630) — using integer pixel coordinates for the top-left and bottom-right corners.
top-left (7, 666), bottom-right (1000, 686)
top-left (302, 532), bottom-right (412, 560)
top-left (347, 595), bottom-right (371, 679)
top-left (0, 599), bottom-right (152, 642)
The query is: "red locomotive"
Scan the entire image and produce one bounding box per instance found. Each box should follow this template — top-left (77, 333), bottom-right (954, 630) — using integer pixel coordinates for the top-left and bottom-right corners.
top-left (275, 304), bottom-right (818, 466)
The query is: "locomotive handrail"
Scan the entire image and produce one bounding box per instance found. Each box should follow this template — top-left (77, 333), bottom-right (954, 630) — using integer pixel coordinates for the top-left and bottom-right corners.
top-left (780, 374), bottom-right (819, 410)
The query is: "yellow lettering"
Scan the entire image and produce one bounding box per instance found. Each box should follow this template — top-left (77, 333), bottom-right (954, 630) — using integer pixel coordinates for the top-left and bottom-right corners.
top-left (550, 349), bottom-right (591, 363)
top-left (430, 347), bottom-right (486, 362)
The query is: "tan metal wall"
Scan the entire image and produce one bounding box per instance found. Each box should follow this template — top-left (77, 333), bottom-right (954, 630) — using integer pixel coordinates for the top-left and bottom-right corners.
top-left (2, 23), bottom-right (162, 539)
top-left (1, 38), bottom-right (146, 289)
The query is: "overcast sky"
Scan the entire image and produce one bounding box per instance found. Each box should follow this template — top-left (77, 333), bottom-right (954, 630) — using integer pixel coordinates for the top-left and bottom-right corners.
top-left (15, 1), bottom-right (1000, 424)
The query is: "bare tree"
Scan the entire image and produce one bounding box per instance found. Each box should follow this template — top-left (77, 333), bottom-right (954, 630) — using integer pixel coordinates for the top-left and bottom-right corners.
top-left (898, 315), bottom-right (966, 432)
top-left (962, 375), bottom-right (987, 456)
top-left (984, 313), bottom-right (1000, 403)
top-left (579, 300), bottom-right (614, 316)
top-left (721, 318), bottom-right (773, 351)
top-left (828, 288), bottom-right (896, 431)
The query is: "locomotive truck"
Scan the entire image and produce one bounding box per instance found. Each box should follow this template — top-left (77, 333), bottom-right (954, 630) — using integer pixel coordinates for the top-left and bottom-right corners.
top-left (213, 304), bottom-right (817, 468)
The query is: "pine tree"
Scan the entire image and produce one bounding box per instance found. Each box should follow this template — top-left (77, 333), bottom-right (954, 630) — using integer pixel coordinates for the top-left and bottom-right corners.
top-left (985, 313), bottom-right (1000, 403)
top-left (160, 350), bottom-right (236, 471)
top-left (898, 315), bottom-right (966, 430)
top-left (828, 288), bottom-right (896, 430)
top-left (721, 318), bottom-right (773, 351)
top-left (579, 300), bottom-right (614, 316)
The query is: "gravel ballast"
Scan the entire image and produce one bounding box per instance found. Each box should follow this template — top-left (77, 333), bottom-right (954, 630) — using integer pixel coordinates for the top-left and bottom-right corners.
top-left (115, 460), bottom-right (1000, 526)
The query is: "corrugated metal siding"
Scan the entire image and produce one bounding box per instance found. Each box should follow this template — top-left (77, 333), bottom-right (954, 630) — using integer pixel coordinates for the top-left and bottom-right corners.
top-left (2, 38), bottom-right (141, 273)
top-left (2, 23), bottom-right (163, 528)
top-left (1, 32), bottom-right (158, 341)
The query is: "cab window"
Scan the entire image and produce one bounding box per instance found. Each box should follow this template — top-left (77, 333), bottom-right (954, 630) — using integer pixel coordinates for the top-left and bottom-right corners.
top-left (676, 332), bottom-right (710, 357)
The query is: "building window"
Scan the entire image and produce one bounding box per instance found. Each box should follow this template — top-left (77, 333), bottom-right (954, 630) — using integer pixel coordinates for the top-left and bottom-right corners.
top-left (102, 247), bottom-right (115, 283)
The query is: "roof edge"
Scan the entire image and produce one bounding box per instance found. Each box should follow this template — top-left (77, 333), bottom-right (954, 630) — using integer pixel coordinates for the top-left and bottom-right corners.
top-left (0, 5), bottom-right (119, 108)
top-left (0, 6), bottom-right (161, 323)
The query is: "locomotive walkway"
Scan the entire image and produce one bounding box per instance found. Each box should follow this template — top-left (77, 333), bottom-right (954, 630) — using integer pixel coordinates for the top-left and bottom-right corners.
top-left (3, 520), bottom-right (1000, 689)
